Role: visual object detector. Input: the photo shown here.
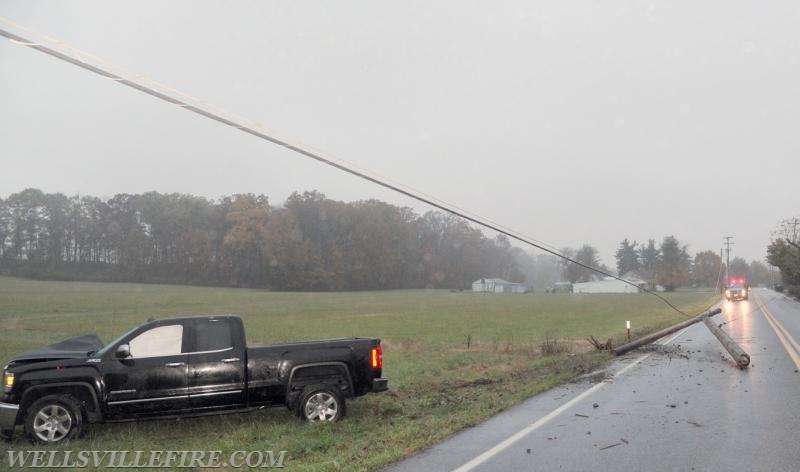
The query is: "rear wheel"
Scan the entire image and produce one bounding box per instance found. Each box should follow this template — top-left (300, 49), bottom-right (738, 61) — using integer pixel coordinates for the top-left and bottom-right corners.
top-left (25, 395), bottom-right (83, 444)
top-left (298, 388), bottom-right (345, 422)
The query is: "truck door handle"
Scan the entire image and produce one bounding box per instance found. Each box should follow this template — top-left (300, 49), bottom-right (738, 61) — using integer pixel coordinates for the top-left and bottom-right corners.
top-left (165, 362), bottom-right (186, 367)
top-left (220, 357), bottom-right (240, 363)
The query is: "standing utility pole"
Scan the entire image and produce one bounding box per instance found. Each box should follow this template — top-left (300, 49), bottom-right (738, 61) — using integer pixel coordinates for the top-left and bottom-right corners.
top-left (723, 236), bottom-right (734, 282)
top-left (788, 218), bottom-right (799, 244)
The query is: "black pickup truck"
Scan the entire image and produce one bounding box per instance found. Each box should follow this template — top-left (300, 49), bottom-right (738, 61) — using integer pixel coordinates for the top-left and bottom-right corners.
top-left (0, 315), bottom-right (387, 444)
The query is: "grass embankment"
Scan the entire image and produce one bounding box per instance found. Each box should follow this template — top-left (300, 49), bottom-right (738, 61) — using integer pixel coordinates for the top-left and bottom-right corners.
top-left (0, 277), bottom-right (715, 471)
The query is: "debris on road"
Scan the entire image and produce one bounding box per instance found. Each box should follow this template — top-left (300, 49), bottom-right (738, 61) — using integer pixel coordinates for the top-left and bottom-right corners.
top-left (599, 442), bottom-right (622, 451)
top-left (638, 344), bottom-right (690, 359)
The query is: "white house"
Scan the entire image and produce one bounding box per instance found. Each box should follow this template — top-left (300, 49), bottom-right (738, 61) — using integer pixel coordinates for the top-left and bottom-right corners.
top-left (573, 272), bottom-right (648, 294)
top-left (472, 278), bottom-right (529, 294)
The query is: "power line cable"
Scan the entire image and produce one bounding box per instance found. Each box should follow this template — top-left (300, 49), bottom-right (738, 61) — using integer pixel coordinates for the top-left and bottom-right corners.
top-left (1, 17), bottom-right (566, 257)
top-left (1, 21), bottom-right (704, 316)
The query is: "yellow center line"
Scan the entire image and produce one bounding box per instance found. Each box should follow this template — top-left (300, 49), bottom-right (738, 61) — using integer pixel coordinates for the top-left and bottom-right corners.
top-left (755, 290), bottom-right (800, 370)
top-left (757, 292), bottom-right (800, 354)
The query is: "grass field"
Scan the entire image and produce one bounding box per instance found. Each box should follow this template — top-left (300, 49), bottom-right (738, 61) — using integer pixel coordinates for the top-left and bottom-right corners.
top-left (0, 277), bottom-right (716, 471)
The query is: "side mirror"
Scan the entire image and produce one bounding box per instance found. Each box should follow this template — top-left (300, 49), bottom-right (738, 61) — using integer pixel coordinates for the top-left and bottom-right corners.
top-left (115, 344), bottom-right (131, 359)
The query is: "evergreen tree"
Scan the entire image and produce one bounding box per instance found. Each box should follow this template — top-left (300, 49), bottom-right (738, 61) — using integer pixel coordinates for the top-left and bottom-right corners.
top-left (656, 236), bottom-right (691, 291)
top-left (615, 238), bottom-right (641, 276)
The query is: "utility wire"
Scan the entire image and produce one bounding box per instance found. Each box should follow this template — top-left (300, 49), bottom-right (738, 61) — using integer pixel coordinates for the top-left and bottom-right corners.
top-left (0, 17), bottom-right (565, 257)
top-left (1, 23), bottom-right (701, 316)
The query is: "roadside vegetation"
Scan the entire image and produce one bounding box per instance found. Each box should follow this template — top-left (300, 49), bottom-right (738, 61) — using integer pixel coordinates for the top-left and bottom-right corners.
top-left (0, 277), bottom-right (716, 471)
top-left (768, 217), bottom-right (800, 297)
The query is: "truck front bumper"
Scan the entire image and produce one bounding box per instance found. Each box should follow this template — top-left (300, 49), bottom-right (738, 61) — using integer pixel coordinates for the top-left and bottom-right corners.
top-left (0, 402), bottom-right (19, 433)
top-left (372, 378), bottom-right (389, 392)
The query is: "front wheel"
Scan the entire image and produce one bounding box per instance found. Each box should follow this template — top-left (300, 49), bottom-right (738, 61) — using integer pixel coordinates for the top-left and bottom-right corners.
top-left (298, 388), bottom-right (345, 422)
top-left (25, 395), bottom-right (83, 444)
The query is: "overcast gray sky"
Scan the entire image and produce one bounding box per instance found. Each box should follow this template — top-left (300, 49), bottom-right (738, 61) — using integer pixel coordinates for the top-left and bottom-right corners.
top-left (1, 1), bottom-right (798, 266)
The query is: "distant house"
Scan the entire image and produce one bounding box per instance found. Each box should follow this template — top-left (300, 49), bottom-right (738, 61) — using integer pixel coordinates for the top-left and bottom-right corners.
top-left (621, 271), bottom-right (665, 292)
top-left (621, 271), bottom-right (647, 282)
top-left (472, 278), bottom-right (529, 294)
top-left (573, 272), bottom-right (648, 294)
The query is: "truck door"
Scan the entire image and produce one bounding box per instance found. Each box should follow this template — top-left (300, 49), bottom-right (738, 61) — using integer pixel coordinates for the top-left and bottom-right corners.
top-left (103, 322), bottom-right (189, 418)
top-left (187, 317), bottom-right (246, 410)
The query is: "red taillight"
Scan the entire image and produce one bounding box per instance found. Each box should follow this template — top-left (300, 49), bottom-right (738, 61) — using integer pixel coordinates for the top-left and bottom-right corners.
top-left (371, 346), bottom-right (383, 369)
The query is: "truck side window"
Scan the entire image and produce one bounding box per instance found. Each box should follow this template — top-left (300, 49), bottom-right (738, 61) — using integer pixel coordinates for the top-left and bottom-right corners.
top-left (129, 324), bottom-right (184, 357)
top-left (195, 319), bottom-right (233, 352)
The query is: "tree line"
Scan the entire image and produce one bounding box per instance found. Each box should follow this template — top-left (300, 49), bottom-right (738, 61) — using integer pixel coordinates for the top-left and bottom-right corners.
top-left (0, 188), bottom-right (528, 291)
top-left (560, 236), bottom-right (772, 291)
top-left (556, 237), bottom-right (692, 290)
top-left (1, 188), bottom-right (777, 293)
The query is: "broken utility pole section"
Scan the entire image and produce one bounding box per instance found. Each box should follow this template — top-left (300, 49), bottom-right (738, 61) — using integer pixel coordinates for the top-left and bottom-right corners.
top-left (703, 315), bottom-right (751, 368)
top-left (611, 308), bottom-right (722, 356)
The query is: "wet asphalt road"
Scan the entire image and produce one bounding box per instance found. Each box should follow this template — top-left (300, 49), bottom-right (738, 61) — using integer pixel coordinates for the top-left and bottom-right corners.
top-left (387, 288), bottom-right (800, 472)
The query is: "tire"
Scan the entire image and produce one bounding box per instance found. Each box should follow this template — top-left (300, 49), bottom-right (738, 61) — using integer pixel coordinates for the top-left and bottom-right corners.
top-left (24, 395), bottom-right (84, 444)
top-left (297, 388), bottom-right (345, 422)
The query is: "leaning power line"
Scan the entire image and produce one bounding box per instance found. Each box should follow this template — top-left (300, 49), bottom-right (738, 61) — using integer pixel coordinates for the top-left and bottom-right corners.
top-left (1, 20), bottom-right (695, 315)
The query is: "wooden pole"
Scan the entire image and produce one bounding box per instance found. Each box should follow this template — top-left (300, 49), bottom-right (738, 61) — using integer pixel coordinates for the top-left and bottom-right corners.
top-left (612, 308), bottom-right (722, 356)
top-left (702, 315), bottom-right (751, 368)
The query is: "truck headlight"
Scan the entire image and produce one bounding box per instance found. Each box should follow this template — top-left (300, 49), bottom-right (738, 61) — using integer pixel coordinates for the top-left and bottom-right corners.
top-left (3, 372), bottom-right (14, 393)
top-left (741, 289), bottom-right (747, 297)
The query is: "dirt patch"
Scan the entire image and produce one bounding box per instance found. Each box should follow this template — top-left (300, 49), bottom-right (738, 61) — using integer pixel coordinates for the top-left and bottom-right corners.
top-left (381, 338), bottom-right (423, 353)
top-left (0, 318), bottom-right (19, 330)
top-left (574, 370), bottom-right (612, 384)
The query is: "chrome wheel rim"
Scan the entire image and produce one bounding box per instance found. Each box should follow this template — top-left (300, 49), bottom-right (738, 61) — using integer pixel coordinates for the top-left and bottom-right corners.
top-left (304, 392), bottom-right (338, 421)
top-left (33, 404), bottom-right (72, 442)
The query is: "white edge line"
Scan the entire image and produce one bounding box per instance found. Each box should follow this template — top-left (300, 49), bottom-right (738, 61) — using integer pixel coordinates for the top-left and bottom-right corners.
top-left (451, 326), bottom-right (690, 472)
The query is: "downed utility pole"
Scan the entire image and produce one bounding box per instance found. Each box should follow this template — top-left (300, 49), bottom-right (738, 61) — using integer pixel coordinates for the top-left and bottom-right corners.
top-left (703, 315), bottom-right (751, 368)
top-left (612, 308), bottom-right (722, 356)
